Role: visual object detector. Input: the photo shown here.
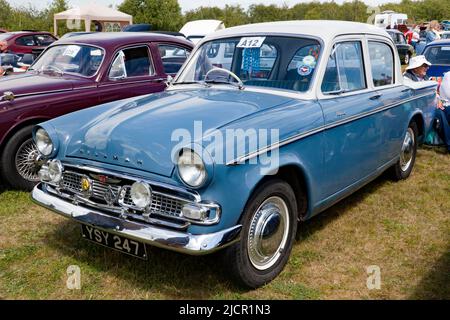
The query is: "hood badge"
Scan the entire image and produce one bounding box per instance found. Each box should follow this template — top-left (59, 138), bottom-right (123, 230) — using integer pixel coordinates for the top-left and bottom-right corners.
top-left (90, 174), bottom-right (121, 185)
top-left (104, 186), bottom-right (118, 206)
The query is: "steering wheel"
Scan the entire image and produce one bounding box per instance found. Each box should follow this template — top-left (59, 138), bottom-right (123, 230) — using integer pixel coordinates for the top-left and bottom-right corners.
top-left (204, 67), bottom-right (245, 90)
top-left (42, 64), bottom-right (64, 75)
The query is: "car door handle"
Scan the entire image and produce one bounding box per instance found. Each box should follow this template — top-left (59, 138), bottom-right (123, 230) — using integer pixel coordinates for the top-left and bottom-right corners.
top-left (151, 78), bottom-right (166, 83)
top-left (336, 111), bottom-right (346, 117)
top-left (370, 94), bottom-right (382, 100)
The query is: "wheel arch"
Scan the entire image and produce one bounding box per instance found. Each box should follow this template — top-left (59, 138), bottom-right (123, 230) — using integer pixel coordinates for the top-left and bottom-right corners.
top-left (244, 162), bottom-right (312, 222)
top-left (0, 117), bottom-right (50, 153)
top-left (409, 111), bottom-right (425, 143)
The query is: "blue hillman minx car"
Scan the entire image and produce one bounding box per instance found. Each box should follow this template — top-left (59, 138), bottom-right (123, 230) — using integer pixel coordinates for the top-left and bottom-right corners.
top-left (32, 21), bottom-right (438, 288)
top-left (423, 39), bottom-right (450, 78)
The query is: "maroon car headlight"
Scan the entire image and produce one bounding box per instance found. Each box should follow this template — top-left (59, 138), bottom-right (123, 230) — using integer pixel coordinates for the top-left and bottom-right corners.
top-left (35, 128), bottom-right (54, 156)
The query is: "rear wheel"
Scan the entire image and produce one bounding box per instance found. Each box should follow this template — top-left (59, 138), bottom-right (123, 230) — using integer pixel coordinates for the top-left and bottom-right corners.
top-left (391, 122), bottom-right (418, 181)
top-left (223, 179), bottom-right (298, 288)
top-left (1, 125), bottom-right (43, 190)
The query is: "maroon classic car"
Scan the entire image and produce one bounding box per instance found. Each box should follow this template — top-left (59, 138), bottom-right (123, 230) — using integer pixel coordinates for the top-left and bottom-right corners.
top-left (0, 32), bottom-right (193, 189)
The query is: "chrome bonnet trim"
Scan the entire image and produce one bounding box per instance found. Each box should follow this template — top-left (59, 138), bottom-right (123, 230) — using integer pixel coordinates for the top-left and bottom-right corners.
top-left (32, 184), bottom-right (241, 255)
top-left (227, 91), bottom-right (435, 165)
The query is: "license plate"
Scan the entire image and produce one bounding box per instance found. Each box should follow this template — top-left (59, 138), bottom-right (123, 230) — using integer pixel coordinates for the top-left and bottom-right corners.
top-left (81, 224), bottom-right (147, 260)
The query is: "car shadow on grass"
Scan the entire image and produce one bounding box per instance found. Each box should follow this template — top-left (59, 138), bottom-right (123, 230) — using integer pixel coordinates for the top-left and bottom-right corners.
top-left (45, 219), bottom-right (246, 299)
top-left (409, 245), bottom-right (450, 299)
top-left (296, 170), bottom-right (391, 242)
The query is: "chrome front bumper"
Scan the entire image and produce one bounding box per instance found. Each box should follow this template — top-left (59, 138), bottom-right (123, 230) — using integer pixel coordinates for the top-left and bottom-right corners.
top-left (32, 183), bottom-right (241, 255)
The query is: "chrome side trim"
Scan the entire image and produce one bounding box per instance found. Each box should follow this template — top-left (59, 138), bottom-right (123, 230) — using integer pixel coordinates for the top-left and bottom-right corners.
top-left (32, 183), bottom-right (241, 255)
top-left (9, 88), bottom-right (73, 99)
top-left (227, 91), bottom-right (435, 165)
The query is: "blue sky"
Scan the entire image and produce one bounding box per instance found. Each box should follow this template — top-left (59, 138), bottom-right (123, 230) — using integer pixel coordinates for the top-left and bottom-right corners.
top-left (7, 0), bottom-right (401, 12)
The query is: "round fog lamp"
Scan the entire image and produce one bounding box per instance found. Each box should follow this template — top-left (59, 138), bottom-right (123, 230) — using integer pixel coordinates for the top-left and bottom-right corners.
top-left (130, 182), bottom-right (152, 209)
top-left (48, 160), bottom-right (63, 184)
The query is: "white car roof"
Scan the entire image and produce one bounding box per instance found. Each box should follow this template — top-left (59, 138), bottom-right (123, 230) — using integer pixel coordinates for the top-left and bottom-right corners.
top-left (180, 20), bottom-right (225, 37)
top-left (203, 20), bottom-right (390, 43)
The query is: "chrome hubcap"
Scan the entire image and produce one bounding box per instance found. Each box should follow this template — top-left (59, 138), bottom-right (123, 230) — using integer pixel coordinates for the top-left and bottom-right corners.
top-left (248, 196), bottom-right (290, 270)
top-left (15, 138), bottom-right (43, 182)
top-left (400, 128), bottom-right (414, 172)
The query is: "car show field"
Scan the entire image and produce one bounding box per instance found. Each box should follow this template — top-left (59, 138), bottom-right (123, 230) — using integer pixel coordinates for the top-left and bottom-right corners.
top-left (0, 147), bottom-right (448, 299)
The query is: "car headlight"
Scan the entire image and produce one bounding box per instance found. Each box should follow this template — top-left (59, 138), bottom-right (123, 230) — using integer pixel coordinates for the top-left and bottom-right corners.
top-left (48, 159), bottom-right (63, 184)
top-left (35, 128), bottom-right (53, 156)
top-left (177, 149), bottom-right (207, 188)
top-left (130, 181), bottom-right (152, 209)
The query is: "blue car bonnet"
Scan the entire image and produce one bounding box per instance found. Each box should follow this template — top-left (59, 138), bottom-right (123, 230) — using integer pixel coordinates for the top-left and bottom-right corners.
top-left (62, 88), bottom-right (294, 177)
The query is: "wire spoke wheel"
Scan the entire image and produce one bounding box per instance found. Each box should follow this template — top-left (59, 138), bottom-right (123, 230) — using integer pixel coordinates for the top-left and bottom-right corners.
top-left (15, 138), bottom-right (42, 182)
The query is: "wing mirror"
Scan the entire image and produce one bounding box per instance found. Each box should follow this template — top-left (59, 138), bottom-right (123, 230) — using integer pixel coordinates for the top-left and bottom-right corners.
top-left (165, 75), bottom-right (174, 87)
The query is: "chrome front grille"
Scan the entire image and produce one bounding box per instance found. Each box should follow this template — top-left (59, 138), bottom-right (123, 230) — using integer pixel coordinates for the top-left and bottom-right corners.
top-left (151, 193), bottom-right (183, 217)
top-left (91, 180), bottom-right (120, 200)
top-left (61, 172), bottom-right (84, 194)
top-left (60, 171), bottom-right (184, 218)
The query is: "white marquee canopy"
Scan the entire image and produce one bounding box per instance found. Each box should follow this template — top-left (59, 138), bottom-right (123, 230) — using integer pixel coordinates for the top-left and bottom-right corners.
top-left (53, 5), bottom-right (133, 35)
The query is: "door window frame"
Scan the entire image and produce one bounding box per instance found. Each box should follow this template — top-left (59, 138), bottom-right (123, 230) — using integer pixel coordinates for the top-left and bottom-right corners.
top-left (106, 44), bottom-right (156, 81)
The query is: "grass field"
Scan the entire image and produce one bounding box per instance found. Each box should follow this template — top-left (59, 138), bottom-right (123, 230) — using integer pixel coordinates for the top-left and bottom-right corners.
top-left (0, 147), bottom-right (449, 300)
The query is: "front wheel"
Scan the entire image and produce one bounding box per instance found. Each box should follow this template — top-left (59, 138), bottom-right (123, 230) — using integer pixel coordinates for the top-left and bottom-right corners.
top-left (223, 179), bottom-right (298, 288)
top-left (391, 122), bottom-right (418, 181)
top-left (1, 125), bottom-right (43, 190)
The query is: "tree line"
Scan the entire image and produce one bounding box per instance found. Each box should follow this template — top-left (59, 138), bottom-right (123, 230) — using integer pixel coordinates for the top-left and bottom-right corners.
top-left (0, 0), bottom-right (449, 36)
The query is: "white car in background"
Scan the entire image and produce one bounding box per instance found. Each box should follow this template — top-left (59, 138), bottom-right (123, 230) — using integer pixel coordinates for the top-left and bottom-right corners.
top-left (180, 19), bottom-right (225, 44)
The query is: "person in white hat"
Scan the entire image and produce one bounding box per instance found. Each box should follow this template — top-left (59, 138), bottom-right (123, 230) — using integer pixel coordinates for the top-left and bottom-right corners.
top-left (403, 55), bottom-right (432, 82)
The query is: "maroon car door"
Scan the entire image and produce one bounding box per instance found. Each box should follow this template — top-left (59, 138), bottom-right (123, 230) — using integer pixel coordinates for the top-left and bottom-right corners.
top-left (97, 43), bottom-right (166, 104)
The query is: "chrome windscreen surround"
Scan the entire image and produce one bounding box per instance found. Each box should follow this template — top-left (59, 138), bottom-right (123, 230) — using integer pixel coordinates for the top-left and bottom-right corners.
top-left (41, 163), bottom-right (221, 227)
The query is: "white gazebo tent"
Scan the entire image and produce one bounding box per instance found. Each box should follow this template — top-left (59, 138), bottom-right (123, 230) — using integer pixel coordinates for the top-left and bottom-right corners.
top-left (53, 4), bottom-right (133, 35)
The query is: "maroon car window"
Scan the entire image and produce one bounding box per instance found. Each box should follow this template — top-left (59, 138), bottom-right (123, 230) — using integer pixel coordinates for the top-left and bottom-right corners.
top-left (16, 36), bottom-right (36, 46)
top-left (158, 44), bottom-right (191, 74)
top-left (109, 46), bottom-right (154, 79)
top-left (35, 34), bottom-right (56, 46)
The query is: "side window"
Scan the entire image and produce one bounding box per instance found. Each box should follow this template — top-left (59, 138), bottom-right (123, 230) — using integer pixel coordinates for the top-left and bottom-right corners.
top-left (158, 44), bottom-right (191, 74)
top-left (108, 46), bottom-right (154, 79)
top-left (368, 42), bottom-right (394, 87)
top-left (321, 41), bottom-right (366, 94)
top-left (16, 36), bottom-right (35, 46)
top-left (109, 51), bottom-right (126, 79)
top-left (35, 34), bottom-right (56, 46)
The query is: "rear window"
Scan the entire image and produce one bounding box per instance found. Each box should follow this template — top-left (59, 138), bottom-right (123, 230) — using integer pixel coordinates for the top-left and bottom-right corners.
top-left (0, 34), bottom-right (11, 41)
top-left (424, 46), bottom-right (450, 65)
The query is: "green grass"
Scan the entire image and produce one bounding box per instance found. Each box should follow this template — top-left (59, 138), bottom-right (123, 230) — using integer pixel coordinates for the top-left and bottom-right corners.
top-left (0, 148), bottom-right (449, 299)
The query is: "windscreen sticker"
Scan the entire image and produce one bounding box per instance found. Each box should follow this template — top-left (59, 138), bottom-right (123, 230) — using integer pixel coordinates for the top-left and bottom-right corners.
top-left (297, 64), bottom-right (312, 76)
top-left (237, 37), bottom-right (266, 48)
top-left (90, 49), bottom-right (102, 56)
top-left (63, 45), bottom-right (81, 58)
top-left (242, 48), bottom-right (261, 72)
top-left (302, 55), bottom-right (316, 68)
top-left (441, 47), bottom-right (450, 51)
